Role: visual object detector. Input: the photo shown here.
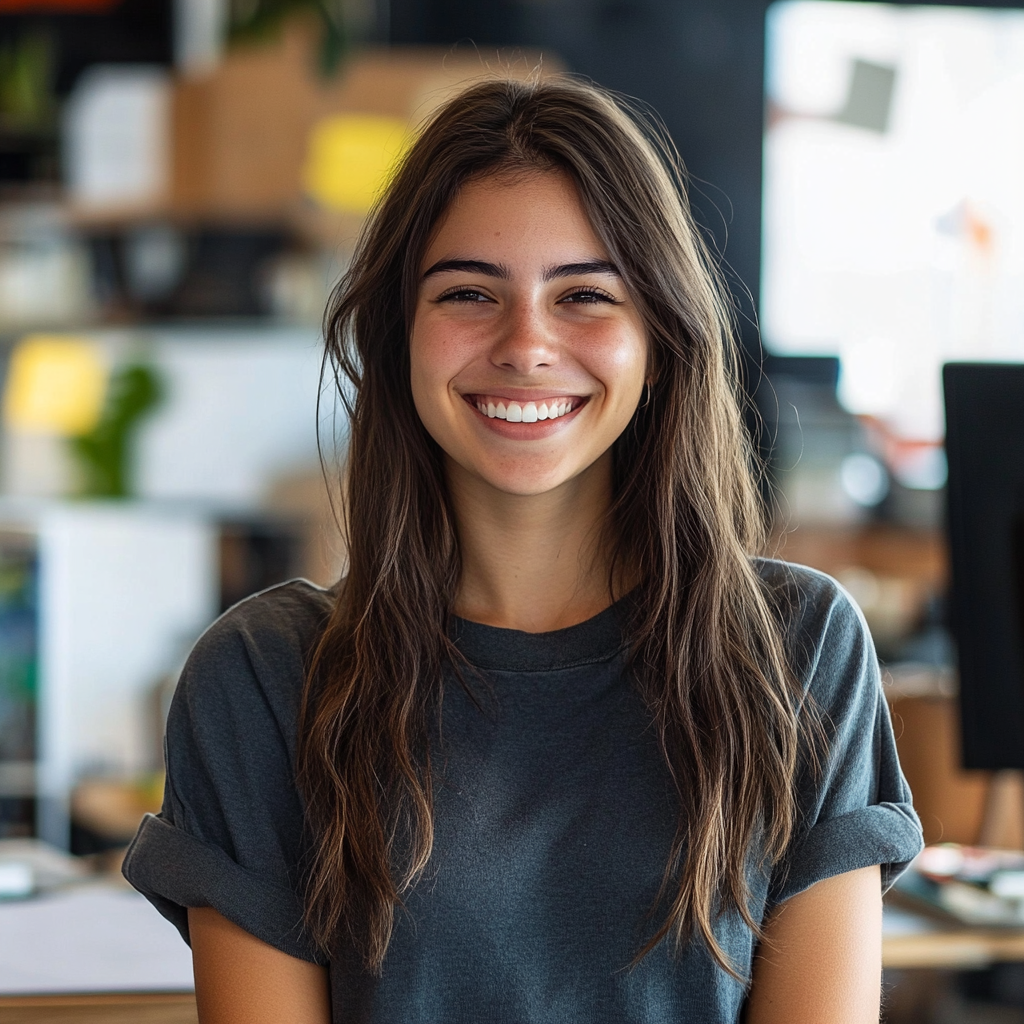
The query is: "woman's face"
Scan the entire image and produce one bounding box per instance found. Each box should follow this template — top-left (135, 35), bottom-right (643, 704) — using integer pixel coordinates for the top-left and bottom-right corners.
top-left (410, 170), bottom-right (648, 498)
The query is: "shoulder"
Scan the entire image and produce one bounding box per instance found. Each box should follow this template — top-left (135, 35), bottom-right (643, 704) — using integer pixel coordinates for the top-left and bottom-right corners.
top-left (752, 557), bottom-right (875, 701)
top-left (753, 557), bottom-right (861, 632)
top-left (190, 577), bottom-right (334, 668)
top-left (752, 563), bottom-right (923, 900)
top-left (174, 579), bottom-right (335, 739)
top-left (198, 577), bottom-right (334, 652)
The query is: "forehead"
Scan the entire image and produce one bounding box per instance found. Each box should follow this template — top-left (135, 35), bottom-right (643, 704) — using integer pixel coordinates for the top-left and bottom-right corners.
top-left (421, 169), bottom-right (608, 266)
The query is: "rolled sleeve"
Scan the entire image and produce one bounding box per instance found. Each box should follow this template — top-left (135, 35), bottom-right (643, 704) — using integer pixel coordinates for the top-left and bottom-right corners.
top-left (121, 581), bottom-right (331, 964)
top-left (764, 563), bottom-right (924, 906)
top-left (123, 813), bottom-right (319, 963)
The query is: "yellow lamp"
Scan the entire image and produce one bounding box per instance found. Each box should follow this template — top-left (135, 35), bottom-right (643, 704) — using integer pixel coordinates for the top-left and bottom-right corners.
top-left (3, 334), bottom-right (107, 436)
top-left (303, 114), bottom-right (410, 215)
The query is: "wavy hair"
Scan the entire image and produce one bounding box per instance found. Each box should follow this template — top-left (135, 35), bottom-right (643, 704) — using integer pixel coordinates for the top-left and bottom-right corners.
top-left (298, 76), bottom-right (811, 978)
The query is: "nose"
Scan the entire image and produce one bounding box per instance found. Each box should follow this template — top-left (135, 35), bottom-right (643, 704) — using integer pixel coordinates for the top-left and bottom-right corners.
top-left (489, 298), bottom-right (559, 375)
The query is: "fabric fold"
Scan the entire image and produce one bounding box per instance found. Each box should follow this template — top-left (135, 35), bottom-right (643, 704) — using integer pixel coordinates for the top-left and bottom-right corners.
top-left (123, 812), bottom-right (323, 965)
top-left (770, 801), bottom-right (923, 905)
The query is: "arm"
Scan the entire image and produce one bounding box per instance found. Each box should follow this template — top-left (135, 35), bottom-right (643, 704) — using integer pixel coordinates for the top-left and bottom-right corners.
top-left (188, 907), bottom-right (331, 1024)
top-left (744, 865), bottom-right (882, 1024)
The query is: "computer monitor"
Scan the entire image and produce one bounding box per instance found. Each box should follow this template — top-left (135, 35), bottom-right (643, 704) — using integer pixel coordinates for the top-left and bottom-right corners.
top-left (944, 363), bottom-right (1024, 770)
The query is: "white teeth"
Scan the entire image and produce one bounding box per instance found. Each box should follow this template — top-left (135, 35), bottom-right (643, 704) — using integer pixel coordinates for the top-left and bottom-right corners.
top-left (476, 398), bottom-right (576, 421)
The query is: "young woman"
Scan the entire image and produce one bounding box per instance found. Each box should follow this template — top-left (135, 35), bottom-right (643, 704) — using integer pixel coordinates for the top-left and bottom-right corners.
top-left (124, 78), bottom-right (923, 1024)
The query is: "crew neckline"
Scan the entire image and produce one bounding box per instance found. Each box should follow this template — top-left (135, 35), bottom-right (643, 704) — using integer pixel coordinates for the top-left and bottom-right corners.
top-left (450, 596), bottom-right (628, 672)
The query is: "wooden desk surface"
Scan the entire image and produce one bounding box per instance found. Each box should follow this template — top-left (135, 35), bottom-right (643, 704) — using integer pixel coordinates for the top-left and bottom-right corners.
top-left (884, 927), bottom-right (1024, 970)
top-left (0, 992), bottom-right (197, 1023)
top-left (0, 925), bottom-right (1020, 1019)
top-left (883, 893), bottom-right (1024, 970)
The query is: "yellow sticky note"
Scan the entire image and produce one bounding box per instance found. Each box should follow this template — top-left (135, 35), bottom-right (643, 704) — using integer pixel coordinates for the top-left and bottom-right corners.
top-left (303, 114), bottom-right (410, 215)
top-left (3, 335), bottom-right (107, 435)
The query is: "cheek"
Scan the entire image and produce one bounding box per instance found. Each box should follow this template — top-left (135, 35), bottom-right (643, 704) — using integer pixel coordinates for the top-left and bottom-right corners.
top-left (410, 317), bottom-right (477, 389)
top-left (408, 320), bottom-right (472, 438)
top-left (408, 324), bottom-right (442, 427)
top-left (580, 325), bottom-right (648, 398)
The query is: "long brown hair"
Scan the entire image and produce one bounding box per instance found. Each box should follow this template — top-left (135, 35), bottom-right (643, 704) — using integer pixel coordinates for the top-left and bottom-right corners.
top-left (299, 76), bottom-right (811, 977)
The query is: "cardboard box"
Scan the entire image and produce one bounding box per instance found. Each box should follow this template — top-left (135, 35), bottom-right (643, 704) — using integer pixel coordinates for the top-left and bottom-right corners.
top-left (170, 22), bottom-right (562, 224)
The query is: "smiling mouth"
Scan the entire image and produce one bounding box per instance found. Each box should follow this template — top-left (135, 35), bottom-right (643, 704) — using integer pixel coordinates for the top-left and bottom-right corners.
top-left (464, 395), bottom-right (585, 423)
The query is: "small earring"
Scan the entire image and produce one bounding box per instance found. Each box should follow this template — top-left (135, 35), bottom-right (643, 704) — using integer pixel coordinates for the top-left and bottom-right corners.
top-left (640, 382), bottom-right (653, 408)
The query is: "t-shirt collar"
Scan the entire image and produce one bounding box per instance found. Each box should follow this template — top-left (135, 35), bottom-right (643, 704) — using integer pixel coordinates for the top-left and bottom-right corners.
top-left (449, 596), bottom-right (628, 672)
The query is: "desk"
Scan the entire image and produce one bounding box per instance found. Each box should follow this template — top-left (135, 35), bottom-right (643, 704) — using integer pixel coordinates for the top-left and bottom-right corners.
top-left (0, 893), bottom-right (1018, 1020)
top-left (0, 883), bottom-right (194, 1021)
top-left (884, 926), bottom-right (1024, 969)
top-left (883, 903), bottom-right (1024, 970)
top-left (0, 992), bottom-right (196, 1023)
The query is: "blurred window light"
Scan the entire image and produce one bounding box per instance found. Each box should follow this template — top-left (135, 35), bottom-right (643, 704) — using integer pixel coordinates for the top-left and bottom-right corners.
top-left (837, 335), bottom-right (897, 415)
top-left (892, 444), bottom-right (948, 490)
top-left (302, 114), bottom-right (410, 215)
top-left (840, 451), bottom-right (890, 506)
top-left (762, 1), bottom-right (1024, 442)
top-left (2, 336), bottom-right (107, 437)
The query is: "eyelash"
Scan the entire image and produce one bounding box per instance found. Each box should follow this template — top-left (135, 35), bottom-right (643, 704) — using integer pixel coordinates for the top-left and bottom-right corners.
top-left (435, 287), bottom-right (491, 303)
top-left (434, 286), bottom-right (619, 304)
top-left (560, 287), bottom-right (618, 304)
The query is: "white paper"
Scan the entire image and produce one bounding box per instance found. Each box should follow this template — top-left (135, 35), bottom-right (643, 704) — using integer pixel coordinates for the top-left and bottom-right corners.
top-left (0, 884), bottom-right (194, 994)
top-left (63, 65), bottom-right (171, 209)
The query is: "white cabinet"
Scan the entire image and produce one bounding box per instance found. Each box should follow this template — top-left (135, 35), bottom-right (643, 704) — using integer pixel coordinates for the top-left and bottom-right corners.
top-left (0, 501), bottom-right (217, 848)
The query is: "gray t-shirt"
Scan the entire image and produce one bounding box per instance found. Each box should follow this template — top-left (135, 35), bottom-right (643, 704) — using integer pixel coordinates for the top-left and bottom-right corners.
top-left (123, 559), bottom-right (923, 1023)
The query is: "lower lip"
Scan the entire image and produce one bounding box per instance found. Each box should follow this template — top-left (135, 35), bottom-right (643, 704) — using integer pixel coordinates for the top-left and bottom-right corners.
top-left (465, 398), bottom-right (587, 439)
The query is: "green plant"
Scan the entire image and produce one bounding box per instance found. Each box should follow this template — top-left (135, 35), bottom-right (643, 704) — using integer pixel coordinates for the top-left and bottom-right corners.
top-left (68, 362), bottom-right (163, 499)
top-left (228, 0), bottom-right (348, 76)
top-left (0, 29), bottom-right (54, 131)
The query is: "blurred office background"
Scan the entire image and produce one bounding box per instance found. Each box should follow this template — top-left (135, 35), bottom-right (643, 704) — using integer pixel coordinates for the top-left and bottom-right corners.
top-left (0, 0), bottom-right (1023, 1020)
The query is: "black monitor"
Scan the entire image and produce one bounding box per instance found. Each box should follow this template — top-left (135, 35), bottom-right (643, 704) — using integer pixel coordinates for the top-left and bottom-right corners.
top-left (944, 363), bottom-right (1024, 770)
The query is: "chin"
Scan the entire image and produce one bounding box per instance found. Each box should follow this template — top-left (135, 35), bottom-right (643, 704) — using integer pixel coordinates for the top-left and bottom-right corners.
top-left (476, 464), bottom-right (582, 496)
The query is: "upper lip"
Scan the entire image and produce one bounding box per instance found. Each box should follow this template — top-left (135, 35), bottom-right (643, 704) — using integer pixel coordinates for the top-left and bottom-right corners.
top-left (460, 388), bottom-right (586, 403)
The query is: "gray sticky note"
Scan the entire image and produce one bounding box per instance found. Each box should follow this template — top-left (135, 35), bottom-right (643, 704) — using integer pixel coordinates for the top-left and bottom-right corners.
top-left (835, 59), bottom-right (897, 133)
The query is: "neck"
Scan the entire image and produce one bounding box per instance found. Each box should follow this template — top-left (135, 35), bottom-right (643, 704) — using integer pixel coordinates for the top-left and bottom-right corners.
top-left (449, 452), bottom-right (618, 633)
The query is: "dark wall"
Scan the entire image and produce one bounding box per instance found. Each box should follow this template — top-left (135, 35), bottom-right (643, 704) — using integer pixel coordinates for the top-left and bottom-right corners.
top-left (0, 0), bottom-right (172, 183)
top-left (0, 0), bottom-right (172, 94)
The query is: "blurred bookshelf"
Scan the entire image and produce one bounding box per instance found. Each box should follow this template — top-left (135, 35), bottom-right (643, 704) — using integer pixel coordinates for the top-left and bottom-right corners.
top-left (0, 529), bottom-right (37, 841)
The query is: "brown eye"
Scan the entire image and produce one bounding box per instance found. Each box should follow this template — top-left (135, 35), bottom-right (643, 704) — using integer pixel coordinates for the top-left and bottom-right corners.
top-left (436, 288), bottom-right (494, 303)
top-left (558, 288), bottom-right (618, 304)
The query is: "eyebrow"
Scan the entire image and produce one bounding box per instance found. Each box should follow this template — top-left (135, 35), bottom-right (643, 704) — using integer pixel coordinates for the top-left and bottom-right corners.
top-left (421, 258), bottom-right (620, 281)
top-left (422, 259), bottom-right (510, 280)
top-left (543, 260), bottom-right (620, 281)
